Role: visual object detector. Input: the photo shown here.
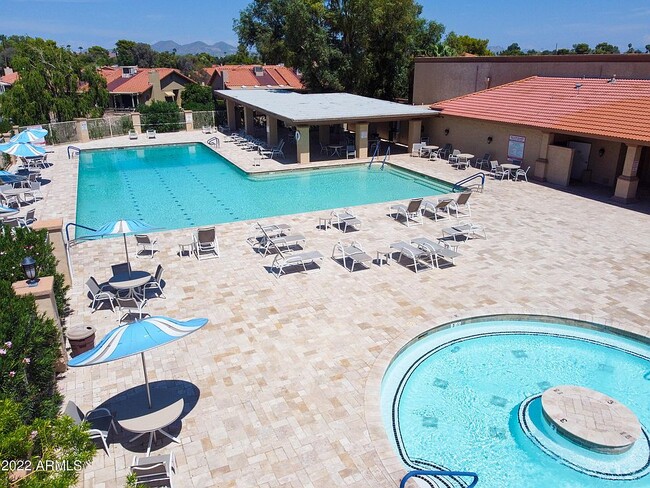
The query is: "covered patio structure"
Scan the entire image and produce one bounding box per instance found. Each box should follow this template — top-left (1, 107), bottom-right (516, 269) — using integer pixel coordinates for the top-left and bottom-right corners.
top-left (216, 89), bottom-right (437, 163)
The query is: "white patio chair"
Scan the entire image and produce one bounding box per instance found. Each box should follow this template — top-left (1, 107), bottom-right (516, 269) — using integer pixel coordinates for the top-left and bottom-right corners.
top-left (86, 276), bottom-right (117, 313)
top-left (135, 234), bottom-right (158, 258)
top-left (513, 166), bottom-right (530, 182)
top-left (331, 240), bottom-right (373, 272)
top-left (389, 198), bottom-right (424, 227)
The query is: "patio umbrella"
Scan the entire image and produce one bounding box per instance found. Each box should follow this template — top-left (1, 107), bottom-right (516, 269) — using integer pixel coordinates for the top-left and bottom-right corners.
top-left (0, 141), bottom-right (46, 158)
top-left (82, 219), bottom-right (157, 271)
top-left (9, 128), bottom-right (48, 144)
top-left (68, 316), bottom-right (208, 408)
top-left (0, 205), bottom-right (18, 217)
top-left (0, 170), bottom-right (26, 184)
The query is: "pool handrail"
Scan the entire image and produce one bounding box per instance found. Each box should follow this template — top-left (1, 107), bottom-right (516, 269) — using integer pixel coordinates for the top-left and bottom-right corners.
top-left (400, 470), bottom-right (479, 488)
top-left (63, 222), bottom-right (98, 283)
top-left (380, 146), bottom-right (391, 171)
top-left (452, 172), bottom-right (485, 193)
top-left (368, 142), bottom-right (381, 168)
top-left (67, 145), bottom-right (81, 159)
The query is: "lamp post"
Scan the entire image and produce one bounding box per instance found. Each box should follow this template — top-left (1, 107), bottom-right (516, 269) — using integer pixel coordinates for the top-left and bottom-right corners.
top-left (20, 256), bottom-right (39, 287)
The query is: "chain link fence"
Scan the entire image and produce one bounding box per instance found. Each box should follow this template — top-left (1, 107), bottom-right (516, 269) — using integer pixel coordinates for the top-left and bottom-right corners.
top-left (87, 115), bottom-right (134, 140)
top-left (139, 111), bottom-right (186, 133)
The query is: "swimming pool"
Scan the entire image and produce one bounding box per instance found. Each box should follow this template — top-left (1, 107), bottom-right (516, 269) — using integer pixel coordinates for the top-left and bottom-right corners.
top-left (75, 143), bottom-right (453, 236)
top-left (381, 316), bottom-right (650, 487)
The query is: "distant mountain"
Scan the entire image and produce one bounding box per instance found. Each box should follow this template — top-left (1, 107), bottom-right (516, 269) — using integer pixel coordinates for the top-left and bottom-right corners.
top-left (152, 40), bottom-right (237, 57)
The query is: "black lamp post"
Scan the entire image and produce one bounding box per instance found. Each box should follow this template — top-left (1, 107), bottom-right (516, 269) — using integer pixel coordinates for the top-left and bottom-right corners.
top-left (20, 256), bottom-right (39, 287)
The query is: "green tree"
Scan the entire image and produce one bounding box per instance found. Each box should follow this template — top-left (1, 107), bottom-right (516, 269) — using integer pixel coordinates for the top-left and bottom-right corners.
top-left (445, 32), bottom-right (492, 55)
top-left (593, 42), bottom-right (619, 54)
top-left (646, 44), bottom-right (650, 53)
top-left (84, 45), bottom-right (111, 66)
top-left (133, 42), bottom-right (156, 67)
top-left (115, 39), bottom-right (136, 65)
top-left (500, 43), bottom-right (523, 55)
top-left (556, 48), bottom-right (571, 55)
top-left (181, 84), bottom-right (214, 111)
top-left (572, 43), bottom-right (591, 54)
top-left (138, 101), bottom-right (182, 132)
top-left (0, 37), bottom-right (108, 125)
top-left (154, 51), bottom-right (178, 69)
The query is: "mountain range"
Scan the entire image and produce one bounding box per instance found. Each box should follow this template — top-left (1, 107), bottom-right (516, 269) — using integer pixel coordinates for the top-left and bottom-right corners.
top-left (152, 40), bottom-right (238, 57)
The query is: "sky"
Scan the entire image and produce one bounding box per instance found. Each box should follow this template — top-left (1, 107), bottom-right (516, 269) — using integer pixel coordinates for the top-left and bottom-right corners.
top-left (1, 0), bottom-right (649, 53)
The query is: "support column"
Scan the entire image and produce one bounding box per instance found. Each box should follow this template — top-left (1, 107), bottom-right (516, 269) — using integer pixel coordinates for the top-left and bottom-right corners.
top-left (31, 218), bottom-right (71, 286)
top-left (74, 118), bottom-right (90, 142)
top-left (266, 115), bottom-right (278, 146)
top-left (184, 110), bottom-right (193, 131)
top-left (318, 125), bottom-right (330, 146)
top-left (355, 122), bottom-right (369, 159)
top-left (407, 119), bottom-right (422, 153)
top-left (244, 107), bottom-right (254, 135)
top-left (534, 132), bottom-right (555, 182)
top-left (613, 145), bottom-right (642, 203)
top-left (226, 100), bottom-right (237, 132)
top-left (295, 125), bottom-right (311, 164)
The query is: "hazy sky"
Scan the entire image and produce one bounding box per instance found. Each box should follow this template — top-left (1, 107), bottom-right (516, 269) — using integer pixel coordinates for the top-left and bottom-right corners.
top-left (1, 0), bottom-right (649, 53)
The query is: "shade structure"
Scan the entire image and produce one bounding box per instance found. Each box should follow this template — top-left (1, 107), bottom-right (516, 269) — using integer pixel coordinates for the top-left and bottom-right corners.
top-left (10, 128), bottom-right (48, 143)
top-left (68, 316), bottom-right (208, 408)
top-left (82, 219), bottom-right (157, 270)
top-left (0, 170), bottom-right (27, 184)
top-left (0, 141), bottom-right (46, 157)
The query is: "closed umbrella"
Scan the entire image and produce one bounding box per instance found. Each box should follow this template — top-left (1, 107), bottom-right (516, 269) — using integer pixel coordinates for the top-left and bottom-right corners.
top-left (68, 316), bottom-right (208, 408)
top-left (10, 128), bottom-right (48, 144)
top-left (0, 141), bottom-right (46, 158)
top-left (0, 171), bottom-right (27, 184)
top-left (82, 219), bottom-right (157, 271)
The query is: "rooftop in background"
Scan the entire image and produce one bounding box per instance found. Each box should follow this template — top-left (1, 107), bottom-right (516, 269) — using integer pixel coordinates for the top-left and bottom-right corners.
top-left (431, 76), bottom-right (650, 144)
top-left (205, 65), bottom-right (304, 91)
top-left (0, 69), bottom-right (18, 87)
top-left (217, 90), bottom-right (437, 125)
top-left (99, 66), bottom-right (194, 95)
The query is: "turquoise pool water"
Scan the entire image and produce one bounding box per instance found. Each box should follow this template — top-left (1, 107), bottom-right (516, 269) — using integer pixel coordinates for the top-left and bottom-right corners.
top-left (382, 318), bottom-right (650, 487)
top-left (76, 143), bottom-right (453, 236)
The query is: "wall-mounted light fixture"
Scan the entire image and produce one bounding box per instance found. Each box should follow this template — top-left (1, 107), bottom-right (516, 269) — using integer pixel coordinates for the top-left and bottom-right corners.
top-left (444, 128), bottom-right (449, 136)
top-left (487, 136), bottom-right (493, 144)
top-left (598, 148), bottom-right (605, 157)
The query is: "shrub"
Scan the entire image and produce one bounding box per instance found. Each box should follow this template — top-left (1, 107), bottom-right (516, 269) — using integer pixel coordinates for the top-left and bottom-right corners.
top-left (139, 101), bottom-right (182, 133)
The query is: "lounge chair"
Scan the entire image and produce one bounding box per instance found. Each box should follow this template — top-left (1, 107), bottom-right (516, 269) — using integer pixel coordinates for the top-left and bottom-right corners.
top-left (331, 240), bottom-right (373, 272)
top-left (331, 208), bottom-right (362, 232)
top-left (143, 264), bottom-right (166, 299)
top-left (64, 401), bottom-right (117, 456)
top-left (422, 198), bottom-right (453, 221)
top-left (193, 227), bottom-right (220, 260)
top-left (271, 247), bottom-right (324, 278)
top-left (135, 234), bottom-right (158, 258)
top-left (129, 130), bottom-right (138, 140)
top-left (146, 129), bottom-right (156, 139)
top-left (86, 276), bottom-right (117, 312)
top-left (411, 237), bottom-right (461, 268)
top-left (389, 198), bottom-right (423, 227)
top-left (130, 452), bottom-right (177, 488)
top-left (256, 223), bottom-right (306, 257)
top-left (441, 222), bottom-right (487, 242)
top-left (247, 222), bottom-right (291, 247)
top-left (259, 139), bottom-right (285, 159)
top-left (449, 191), bottom-right (472, 217)
top-left (202, 125), bottom-right (212, 134)
top-left (389, 241), bottom-right (434, 273)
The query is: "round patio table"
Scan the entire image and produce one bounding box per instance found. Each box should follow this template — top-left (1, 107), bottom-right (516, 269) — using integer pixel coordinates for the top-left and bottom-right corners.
top-left (500, 163), bottom-right (521, 179)
top-left (108, 271), bottom-right (151, 299)
top-left (118, 398), bottom-right (184, 456)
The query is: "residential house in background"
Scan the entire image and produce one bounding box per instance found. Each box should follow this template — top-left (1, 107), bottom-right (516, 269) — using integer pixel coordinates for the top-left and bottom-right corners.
top-left (0, 68), bottom-right (18, 94)
top-left (204, 65), bottom-right (304, 92)
top-left (100, 66), bottom-right (196, 111)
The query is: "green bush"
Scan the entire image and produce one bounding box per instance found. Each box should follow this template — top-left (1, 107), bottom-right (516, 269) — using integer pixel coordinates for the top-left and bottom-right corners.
top-left (180, 84), bottom-right (214, 112)
top-left (139, 101), bottom-right (182, 133)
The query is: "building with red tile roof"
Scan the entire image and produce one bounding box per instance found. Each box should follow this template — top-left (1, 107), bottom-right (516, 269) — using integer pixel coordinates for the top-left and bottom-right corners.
top-left (423, 76), bottom-right (650, 202)
top-left (0, 69), bottom-right (18, 93)
top-left (204, 65), bottom-right (304, 92)
top-left (99, 66), bottom-right (196, 110)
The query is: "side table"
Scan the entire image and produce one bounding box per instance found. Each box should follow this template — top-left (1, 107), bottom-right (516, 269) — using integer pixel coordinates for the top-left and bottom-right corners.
top-left (376, 248), bottom-right (393, 267)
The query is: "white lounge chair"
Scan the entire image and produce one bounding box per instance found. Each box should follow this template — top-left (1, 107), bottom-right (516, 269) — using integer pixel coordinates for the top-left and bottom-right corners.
top-left (201, 125), bottom-right (212, 134)
top-left (193, 226), bottom-right (220, 260)
top-left (146, 129), bottom-right (156, 139)
top-left (259, 139), bottom-right (285, 159)
top-left (256, 223), bottom-right (306, 257)
top-left (129, 130), bottom-right (138, 140)
top-left (331, 208), bottom-right (362, 232)
top-left (390, 198), bottom-right (424, 227)
top-left (331, 240), bottom-right (373, 272)
top-left (271, 248), bottom-right (324, 278)
top-left (422, 198), bottom-right (453, 221)
top-left (64, 401), bottom-right (117, 456)
top-left (135, 234), bottom-right (158, 258)
top-left (441, 222), bottom-right (487, 242)
top-left (449, 192), bottom-right (472, 217)
top-left (411, 237), bottom-right (461, 268)
top-left (389, 241), bottom-right (434, 273)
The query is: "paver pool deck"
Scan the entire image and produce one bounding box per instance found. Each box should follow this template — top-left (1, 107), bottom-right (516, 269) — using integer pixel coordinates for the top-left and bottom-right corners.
top-left (30, 130), bottom-right (650, 487)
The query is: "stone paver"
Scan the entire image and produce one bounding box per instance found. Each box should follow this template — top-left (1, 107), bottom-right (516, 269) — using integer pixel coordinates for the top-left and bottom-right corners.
top-left (24, 130), bottom-right (650, 487)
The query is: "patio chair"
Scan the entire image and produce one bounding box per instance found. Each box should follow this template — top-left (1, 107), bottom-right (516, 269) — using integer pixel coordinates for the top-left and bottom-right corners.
top-left (411, 237), bottom-right (461, 268)
top-left (422, 198), bottom-right (453, 221)
top-left (411, 142), bottom-right (424, 157)
top-left (259, 139), bottom-right (285, 159)
top-left (438, 143), bottom-right (452, 160)
top-left (64, 401), bottom-right (117, 456)
top-left (346, 145), bottom-right (356, 159)
top-left (475, 153), bottom-right (491, 169)
top-left (86, 276), bottom-right (117, 313)
top-left (129, 130), bottom-right (138, 140)
top-left (131, 452), bottom-right (177, 488)
top-left (116, 296), bottom-right (149, 323)
top-left (389, 241), bottom-right (434, 273)
top-left (135, 234), bottom-right (158, 258)
top-left (389, 198), bottom-right (424, 227)
top-left (512, 166), bottom-right (530, 182)
top-left (331, 240), bottom-right (373, 272)
top-left (146, 129), bottom-right (157, 139)
top-left (271, 247), bottom-right (324, 278)
top-left (193, 227), bottom-right (220, 260)
top-left (449, 191), bottom-right (472, 217)
top-left (331, 209), bottom-right (362, 232)
top-left (448, 149), bottom-right (461, 165)
top-left (202, 125), bottom-right (212, 134)
top-left (490, 161), bottom-right (509, 180)
top-left (256, 223), bottom-right (306, 257)
top-left (17, 209), bottom-right (36, 227)
top-left (23, 181), bottom-right (43, 201)
top-left (143, 264), bottom-right (166, 299)
top-left (246, 222), bottom-right (291, 247)
top-left (319, 143), bottom-right (329, 156)
top-left (111, 262), bottom-right (131, 278)
top-left (441, 222), bottom-right (487, 243)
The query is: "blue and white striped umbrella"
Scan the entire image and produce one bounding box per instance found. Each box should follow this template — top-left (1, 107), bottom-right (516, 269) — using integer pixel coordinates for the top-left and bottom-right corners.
top-left (0, 205), bottom-right (18, 216)
top-left (0, 141), bottom-right (46, 157)
top-left (0, 170), bottom-right (27, 184)
top-left (69, 316), bottom-right (208, 408)
top-left (82, 219), bottom-right (157, 269)
top-left (10, 128), bottom-right (48, 143)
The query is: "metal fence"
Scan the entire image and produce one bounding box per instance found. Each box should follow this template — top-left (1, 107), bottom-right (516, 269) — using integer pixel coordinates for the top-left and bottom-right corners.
top-left (19, 121), bottom-right (78, 145)
top-left (139, 112), bottom-right (186, 133)
top-left (87, 115), bottom-right (134, 140)
top-left (191, 111), bottom-right (215, 130)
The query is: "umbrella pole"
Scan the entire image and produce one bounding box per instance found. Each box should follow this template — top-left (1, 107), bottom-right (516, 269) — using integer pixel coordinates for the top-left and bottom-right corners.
top-left (123, 233), bottom-right (131, 276)
top-left (141, 352), bottom-right (152, 409)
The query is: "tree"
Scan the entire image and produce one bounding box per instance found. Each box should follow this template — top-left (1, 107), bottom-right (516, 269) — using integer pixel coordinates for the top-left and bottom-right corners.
top-left (138, 101), bottom-right (182, 132)
top-left (593, 42), bottom-right (619, 54)
top-left (84, 45), bottom-right (111, 66)
top-left (445, 32), bottom-right (492, 56)
top-left (181, 84), bottom-right (214, 111)
top-left (556, 48), bottom-right (571, 55)
top-left (500, 43), bottom-right (523, 55)
top-left (646, 44), bottom-right (650, 54)
top-left (115, 39), bottom-right (137, 65)
top-left (133, 42), bottom-right (156, 67)
top-left (572, 43), bottom-right (591, 54)
top-left (0, 37), bottom-right (108, 125)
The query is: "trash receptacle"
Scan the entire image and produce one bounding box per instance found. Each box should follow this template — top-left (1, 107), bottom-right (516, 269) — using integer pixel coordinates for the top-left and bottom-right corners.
top-left (67, 325), bottom-right (96, 357)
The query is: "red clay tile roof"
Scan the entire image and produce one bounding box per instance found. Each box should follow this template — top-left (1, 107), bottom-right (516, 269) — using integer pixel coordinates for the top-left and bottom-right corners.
top-left (100, 67), bottom-right (194, 94)
top-left (432, 76), bottom-right (650, 144)
top-left (204, 65), bottom-right (304, 90)
top-left (0, 72), bottom-right (18, 85)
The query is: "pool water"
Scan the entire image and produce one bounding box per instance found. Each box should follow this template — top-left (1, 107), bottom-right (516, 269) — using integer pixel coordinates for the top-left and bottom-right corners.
top-left (382, 318), bottom-right (650, 487)
top-left (76, 143), bottom-right (453, 236)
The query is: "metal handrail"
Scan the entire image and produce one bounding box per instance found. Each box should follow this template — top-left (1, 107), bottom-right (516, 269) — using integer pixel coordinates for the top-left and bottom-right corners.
top-left (63, 222), bottom-right (98, 283)
top-left (400, 470), bottom-right (479, 488)
top-left (64, 222), bottom-right (97, 245)
top-left (368, 142), bottom-right (381, 168)
top-left (67, 145), bottom-right (81, 159)
top-left (452, 173), bottom-right (485, 193)
top-left (380, 146), bottom-right (391, 171)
